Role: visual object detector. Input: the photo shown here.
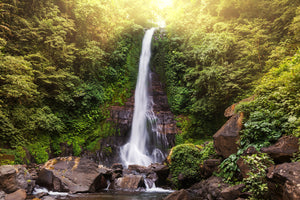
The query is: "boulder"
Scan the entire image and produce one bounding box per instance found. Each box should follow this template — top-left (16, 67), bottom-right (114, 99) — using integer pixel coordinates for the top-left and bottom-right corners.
top-left (164, 189), bottom-right (192, 200)
top-left (0, 165), bottom-right (18, 193)
top-left (5, 189), bottom-right (26, 200)
top-left (267, 162), bottom-right (300, 200)
top-left (128, 165), bottom-right (150, 174)
top-left (190, 176), bottom-right (230, 199)
top-left (221, 184), bottom-right (246, 200)
top-left (150, 163), bottom-right (170, 187)
top-left (261, 135), bottom-right (299, 163)
top-left (114, 174), bottom-right (145, 190)
top-left (200, 159), bottom-right (221, 178)
top-left (213, 113), bottom-right (243, 158)
top-left (37, 157), bottom-right (111, 193)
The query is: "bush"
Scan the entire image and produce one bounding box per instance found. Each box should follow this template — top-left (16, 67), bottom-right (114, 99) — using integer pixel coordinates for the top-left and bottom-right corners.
top-left (168, 144), bottom-right (202, 188)
top-left (168, 142), bottom-right (216, 188)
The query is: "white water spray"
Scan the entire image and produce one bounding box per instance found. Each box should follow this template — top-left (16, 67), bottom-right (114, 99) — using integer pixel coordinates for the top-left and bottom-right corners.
top-left (120, 28), bottom-right (167, 167)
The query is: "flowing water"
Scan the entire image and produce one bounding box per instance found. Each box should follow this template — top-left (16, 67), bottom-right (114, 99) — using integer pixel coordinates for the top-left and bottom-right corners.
top-left (120, 28), bottom-right (168, 167)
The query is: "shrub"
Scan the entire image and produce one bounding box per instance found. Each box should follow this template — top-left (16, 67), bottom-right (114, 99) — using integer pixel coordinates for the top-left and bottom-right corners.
top-left (242, 153), bottom-right (274, 199)
top-left (168, 144), bottom-right (202, 188)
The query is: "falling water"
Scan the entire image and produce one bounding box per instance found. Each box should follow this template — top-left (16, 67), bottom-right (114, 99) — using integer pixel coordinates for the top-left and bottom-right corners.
top-left (120, 28), bottom-right (167, 167)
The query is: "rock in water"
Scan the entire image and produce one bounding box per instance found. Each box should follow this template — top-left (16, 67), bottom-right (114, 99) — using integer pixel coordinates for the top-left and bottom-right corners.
top-left (37, 157), bottom-right (111, 193)
top-left (213, 113), bottom-right (243, 158)
top-left (267, 162), bottom-right (300, 200)
top-left (114, 175), bottom-right (145, 190)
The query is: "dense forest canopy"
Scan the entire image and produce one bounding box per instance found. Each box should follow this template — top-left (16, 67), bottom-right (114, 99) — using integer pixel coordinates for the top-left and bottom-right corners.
top-left (0, 0), bottom-right (299, 168)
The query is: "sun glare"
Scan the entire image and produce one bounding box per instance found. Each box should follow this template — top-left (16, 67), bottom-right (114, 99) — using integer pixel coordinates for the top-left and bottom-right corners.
top-left (158, 0), bottom-right (173, 9)
top-left (155, 0), bottom-right (173, 27)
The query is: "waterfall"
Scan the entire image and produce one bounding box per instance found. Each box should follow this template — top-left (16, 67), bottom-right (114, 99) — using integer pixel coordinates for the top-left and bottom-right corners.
top-left (120, 28), bottom-right (167, 167)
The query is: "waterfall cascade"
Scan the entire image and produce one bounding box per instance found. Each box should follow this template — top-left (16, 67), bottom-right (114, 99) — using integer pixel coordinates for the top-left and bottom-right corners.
top-left (120, 28), bottom-right (168, 167)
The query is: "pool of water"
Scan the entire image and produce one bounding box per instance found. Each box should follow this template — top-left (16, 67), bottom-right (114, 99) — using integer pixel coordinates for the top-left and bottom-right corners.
top-left (55, 191), bottom-right (170, 200)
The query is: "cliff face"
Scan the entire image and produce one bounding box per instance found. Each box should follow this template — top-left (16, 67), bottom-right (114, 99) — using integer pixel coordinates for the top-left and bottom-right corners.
top-left (84, 71), bottom-right (178, 167)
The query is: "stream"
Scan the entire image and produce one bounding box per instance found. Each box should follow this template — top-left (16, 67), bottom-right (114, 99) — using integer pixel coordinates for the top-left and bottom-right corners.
top-left (55, 191), bottom-right (170, 200)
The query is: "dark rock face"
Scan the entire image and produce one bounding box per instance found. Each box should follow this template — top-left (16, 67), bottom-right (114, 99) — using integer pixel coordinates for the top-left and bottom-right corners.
top-left (37, 157), bottom-right (111, 193)
top-left (213, 113), bottom-right (243, 158)
top-left (267, 162), bottom-right (300, 200)
top-left (261, 135), bottom-right (299, 163)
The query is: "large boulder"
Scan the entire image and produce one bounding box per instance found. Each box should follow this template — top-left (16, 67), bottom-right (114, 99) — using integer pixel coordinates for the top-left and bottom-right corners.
top-left (0, 165), bottom-right (18, 193)
top-left (164, 189), bottom-right (192, 200)
top-left (213, 113), bottom-right (243, 158)
top-left (164, 177), bottom-right (248, 200)
top-left (261, 136), bottom-right (299, 163)
top-left (221, 184), bottom-right (246, 200)
top-left (114, 174), bottom-right (145, 190)
top-left (150, 163), bottom-right (170, 187)
top-left (37, 157), bottom-right (111, 193)
top-left (267, 162), bottom-right (300, 200)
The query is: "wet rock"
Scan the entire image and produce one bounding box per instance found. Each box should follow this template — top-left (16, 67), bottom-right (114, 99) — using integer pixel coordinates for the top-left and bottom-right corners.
top-left (164, 189), bottom-right (192, 200)
top-left (267, 162), bottom-right (300, 200)
top-left (114, 174), bottom-right (145, 190)
top-left (213, 113), bottom-right (243, 158)
top-left (150, 163), bottom-right (170, 187)
top-left (111, 163), bottom-right (123, 171)
top-left (37, 157), bottom-right (111, 193)
top-left (221, 184), bottom-right (246, 200)
top-left (200, 159), bottom-right (221, 178)
top-left (5, 189), bottom-right (26, 200)
top-left (0, 165), bottom-right (18, 193)
top-left (128, 165), bottom-right (150, 174)
top-left (111, 163), bottom-right (123, 180)
top-left (261, 135), bottom-right (299, 163)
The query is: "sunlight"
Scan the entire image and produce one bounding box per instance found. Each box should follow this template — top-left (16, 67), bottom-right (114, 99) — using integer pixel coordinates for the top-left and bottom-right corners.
top-left (158, 0), bottom-right (173, 9)
top-left (155, 0), bottom-right (173, 27)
